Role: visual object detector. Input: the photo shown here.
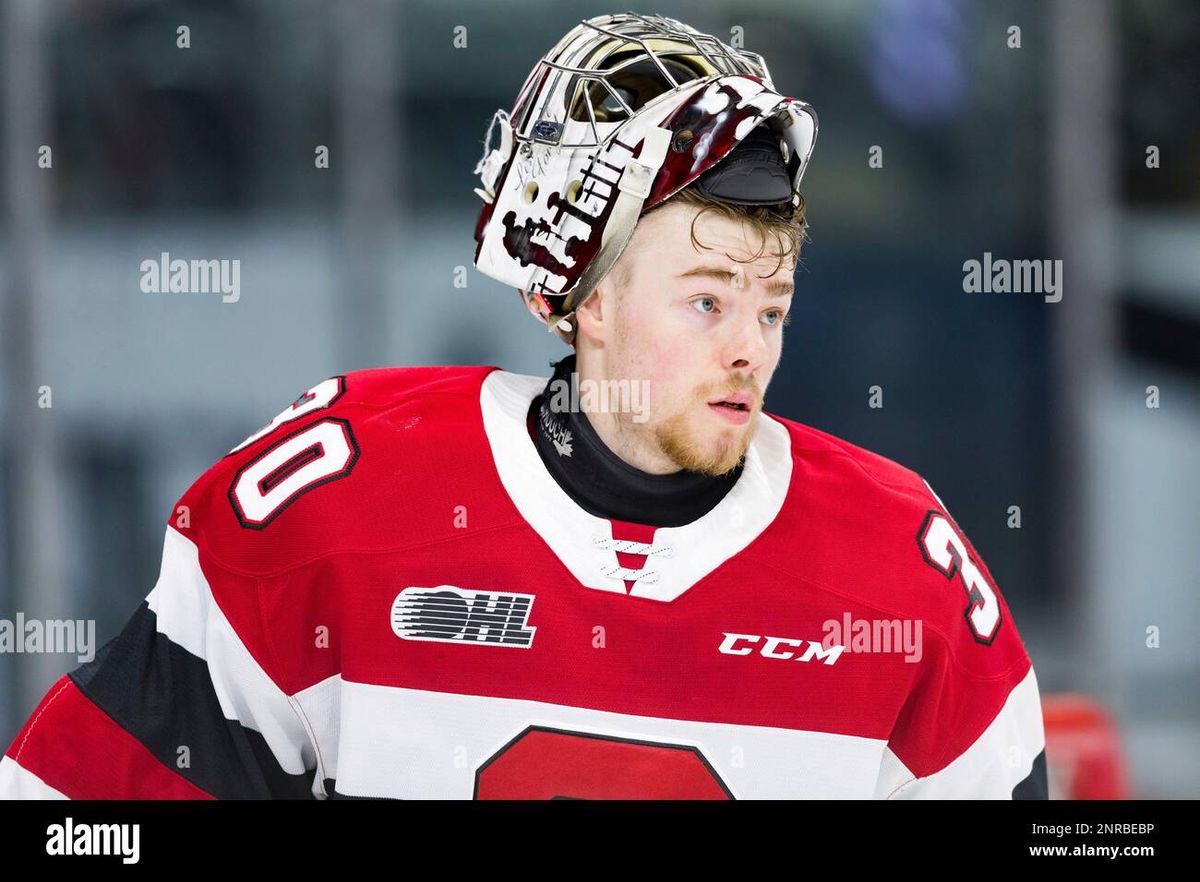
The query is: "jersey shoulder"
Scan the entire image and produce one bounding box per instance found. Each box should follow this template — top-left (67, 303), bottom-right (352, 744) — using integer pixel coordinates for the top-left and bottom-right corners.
top-left (768, 411), bottom-right (933, 509)
top-left (765, 412), bottom-right (1029, 675)
top-left (170, 364), bottom-right (501, 575)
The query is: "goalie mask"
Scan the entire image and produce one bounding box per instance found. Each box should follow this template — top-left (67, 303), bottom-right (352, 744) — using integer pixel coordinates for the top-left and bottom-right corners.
top-left (471, 12), bottom-right (819, 345)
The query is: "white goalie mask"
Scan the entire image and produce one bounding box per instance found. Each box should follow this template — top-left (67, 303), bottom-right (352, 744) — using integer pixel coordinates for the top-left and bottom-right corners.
top-left (471, 12), bottom-right (818, 345)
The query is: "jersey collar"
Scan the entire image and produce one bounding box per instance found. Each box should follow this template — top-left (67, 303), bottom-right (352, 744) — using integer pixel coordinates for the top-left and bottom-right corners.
top-left (479, 367), bottom-right (794, 602)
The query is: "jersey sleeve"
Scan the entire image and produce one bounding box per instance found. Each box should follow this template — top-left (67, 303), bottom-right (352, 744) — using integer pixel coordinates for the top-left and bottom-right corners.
top-left (0, 416), bottom-right (330, 800)
top-left (872, 486), bottom-right (1048, 799)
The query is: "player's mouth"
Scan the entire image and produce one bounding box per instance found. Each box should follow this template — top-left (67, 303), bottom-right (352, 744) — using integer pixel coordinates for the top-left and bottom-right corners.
top-left (707, 392), bottom-right (754, 426)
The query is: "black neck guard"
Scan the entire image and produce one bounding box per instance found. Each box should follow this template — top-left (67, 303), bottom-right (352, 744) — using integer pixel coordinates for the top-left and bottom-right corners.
top-left (527, 354), bottom-right (745, 527)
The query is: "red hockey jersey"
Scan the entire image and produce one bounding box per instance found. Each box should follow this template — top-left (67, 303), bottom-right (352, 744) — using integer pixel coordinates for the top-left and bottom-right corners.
top-left (0, 365), bottom-right (1047, 799)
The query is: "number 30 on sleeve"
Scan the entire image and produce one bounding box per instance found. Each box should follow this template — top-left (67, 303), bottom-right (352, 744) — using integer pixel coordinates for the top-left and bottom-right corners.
top-left (228, 417), bottom-right (359, 529)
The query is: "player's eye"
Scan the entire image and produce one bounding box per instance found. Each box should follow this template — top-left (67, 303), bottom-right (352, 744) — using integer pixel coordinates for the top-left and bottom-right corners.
top-left (763, 309), bottom-right (791, 327)
top-left (691, 296), bottom-right (718, 315)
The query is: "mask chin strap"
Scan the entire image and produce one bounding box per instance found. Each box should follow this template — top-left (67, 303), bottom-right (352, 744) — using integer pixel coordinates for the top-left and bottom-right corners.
top-left (473, 109), bottom-right (514, 203)
top-left (547, 125), bottom-right (673, 346)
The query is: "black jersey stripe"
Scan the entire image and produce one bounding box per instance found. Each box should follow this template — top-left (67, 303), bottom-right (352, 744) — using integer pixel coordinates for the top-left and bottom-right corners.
top-left (322, 778), bottom-right (395, 799)
top-left (1012, 748), bottom-right (1048, 799)
top-left (69, 601), bottom-right (315, 799)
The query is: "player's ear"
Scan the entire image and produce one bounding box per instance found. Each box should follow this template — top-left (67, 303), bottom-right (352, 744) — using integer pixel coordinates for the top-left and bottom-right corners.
top-left (574, 281), bottom-right (613, 345)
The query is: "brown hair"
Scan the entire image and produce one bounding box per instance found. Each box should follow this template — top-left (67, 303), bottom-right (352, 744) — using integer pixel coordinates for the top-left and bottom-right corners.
top-left (614, 184), bottom-right (808, 287)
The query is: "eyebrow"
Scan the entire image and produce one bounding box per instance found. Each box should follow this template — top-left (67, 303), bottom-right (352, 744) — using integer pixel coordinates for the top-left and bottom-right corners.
top-left (676, 266), bottom-right (795, 298)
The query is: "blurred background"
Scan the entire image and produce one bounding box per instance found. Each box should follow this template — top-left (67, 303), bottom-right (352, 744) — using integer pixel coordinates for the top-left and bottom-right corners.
top-left (1, 0), bottom-right (1197, 797)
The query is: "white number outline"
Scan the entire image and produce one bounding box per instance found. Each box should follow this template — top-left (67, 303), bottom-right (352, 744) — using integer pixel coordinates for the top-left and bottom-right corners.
top-left (228, 376), bottom-right (346, 455)
top-left (228, 417), bottom-right (359, 529)
top-left (917, 510), bottom-right (1003, 644)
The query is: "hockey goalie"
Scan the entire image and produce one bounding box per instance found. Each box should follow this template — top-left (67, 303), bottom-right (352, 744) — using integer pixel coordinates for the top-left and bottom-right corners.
top-left (0, 13), bottom-right (1046, 799)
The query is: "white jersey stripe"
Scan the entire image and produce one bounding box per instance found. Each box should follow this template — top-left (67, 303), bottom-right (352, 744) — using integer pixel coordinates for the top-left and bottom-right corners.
top-left (146, 526), bottom-right (316, 778)
top-left (0, 755), bottom-right (69, 799)
top-left (875, 665), bottom-right (1045, 799)
top-left (332, 679), bottom-right (887, 799)
top-left (291, 674), bottom-right (343, 791)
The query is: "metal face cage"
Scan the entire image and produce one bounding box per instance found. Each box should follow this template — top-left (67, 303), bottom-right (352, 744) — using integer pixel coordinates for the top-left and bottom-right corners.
top-left (514, 13), bottom-right (776, 150)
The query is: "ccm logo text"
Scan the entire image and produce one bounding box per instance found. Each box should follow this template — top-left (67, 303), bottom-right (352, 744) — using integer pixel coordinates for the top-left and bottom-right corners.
top-left (719, 632), bottom-right (845, 665)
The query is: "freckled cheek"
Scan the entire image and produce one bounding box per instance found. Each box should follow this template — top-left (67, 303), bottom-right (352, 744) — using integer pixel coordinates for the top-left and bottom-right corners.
top-left (643, 337), bottom-right (703, 416)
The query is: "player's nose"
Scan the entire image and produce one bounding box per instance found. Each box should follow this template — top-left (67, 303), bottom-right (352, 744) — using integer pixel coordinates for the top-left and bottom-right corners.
top-left (723, 313), bottom-right (771, 375)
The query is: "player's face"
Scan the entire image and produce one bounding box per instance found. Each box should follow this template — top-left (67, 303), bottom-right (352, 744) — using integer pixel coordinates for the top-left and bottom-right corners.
top-left (600, 202), bottom-right (794, 476)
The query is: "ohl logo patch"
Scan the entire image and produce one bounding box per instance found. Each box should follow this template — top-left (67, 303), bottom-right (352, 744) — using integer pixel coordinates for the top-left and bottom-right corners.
top-left (390, 586), bottom-right (537, 648)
